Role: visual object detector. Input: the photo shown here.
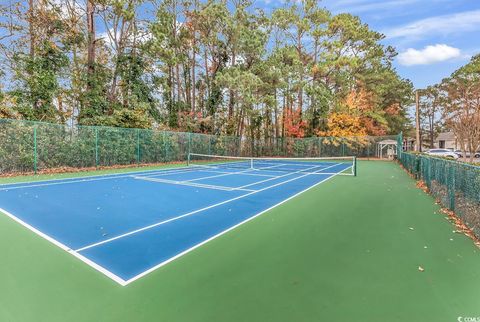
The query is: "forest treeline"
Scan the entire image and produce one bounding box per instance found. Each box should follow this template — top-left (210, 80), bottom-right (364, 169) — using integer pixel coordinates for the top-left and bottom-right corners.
top-left (0, 0), bottom-right (413, 140)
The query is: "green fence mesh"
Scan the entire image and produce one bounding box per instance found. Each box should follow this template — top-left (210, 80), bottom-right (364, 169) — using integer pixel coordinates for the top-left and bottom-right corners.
top-left (398, 148), bottom-right (480, 238)
top-left (0, 118), bottom-right (397, 174)
top-left (242, 135), bottom-right (398, 158)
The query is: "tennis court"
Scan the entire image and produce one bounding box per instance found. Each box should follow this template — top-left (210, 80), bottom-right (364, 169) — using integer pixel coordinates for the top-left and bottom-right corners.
top-left (0, 154), bottom-right (355, 285)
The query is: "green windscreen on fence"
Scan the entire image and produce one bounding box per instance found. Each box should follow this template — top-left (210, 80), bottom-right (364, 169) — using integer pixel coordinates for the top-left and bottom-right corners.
top-left (1, 118), bottom-right (397, 174)
top-left (0, 119), bottom-right (241, 174)
top-left (398, 151), bottom-right (480, 238)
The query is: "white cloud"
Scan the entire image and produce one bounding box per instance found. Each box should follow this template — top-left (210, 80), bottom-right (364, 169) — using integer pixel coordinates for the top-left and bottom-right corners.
top-left (397, 44), bottom-right (461, 66)
top-left (329, 0), bottom-right (417, 14)
top-left (386, 10), bottom-right (480, 39)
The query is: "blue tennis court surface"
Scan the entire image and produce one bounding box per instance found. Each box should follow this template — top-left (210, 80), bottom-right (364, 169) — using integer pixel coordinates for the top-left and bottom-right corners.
top-left (0, 157), bottom-right (354, 285)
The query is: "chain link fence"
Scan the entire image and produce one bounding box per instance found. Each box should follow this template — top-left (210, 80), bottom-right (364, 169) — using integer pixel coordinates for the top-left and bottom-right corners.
top-left (242, 135), bottom-right (398, 158)
top-left (1, 118), bottom-right (396, 175)
top-left (397, 133), bottom-right (480, 238)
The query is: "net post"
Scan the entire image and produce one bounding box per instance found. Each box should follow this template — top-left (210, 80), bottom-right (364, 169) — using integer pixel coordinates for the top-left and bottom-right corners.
top-left (250, 158), bottom-right (254, 169)
top-left (33, 125), bottom-right (37, 175)
top-left (187, 152), bottom-right (191, 166)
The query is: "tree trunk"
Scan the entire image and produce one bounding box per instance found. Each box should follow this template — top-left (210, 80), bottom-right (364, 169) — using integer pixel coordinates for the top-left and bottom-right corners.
top-left (184, 63), bottom-right (191, 108)
top-left (190, 0), bottom-right (199, 116)
top-left (237, 107), bottom-right (244, 138)
top-left (191, 46), bottom-right (196, 115)
top-left (297, 30), bottom-right (303, 114)
top-left (429, 115), bottom-right (434, 148)
top-left (204, 49), bottom-right (210, 103)
top-left (28, 0), bottom-right (35, 58)
top-left (468, 136), bottom-right (475, 163)
top-left (228, 50), bottom-right (236, 120)
top-left (281, 93), bottom-right (286, 138)
top-left (274, 89), bottom-right (279, 139)
top-left (171, 0), bottom-right (182, 105)
top-left (86, 0), bottom-right (96, 85)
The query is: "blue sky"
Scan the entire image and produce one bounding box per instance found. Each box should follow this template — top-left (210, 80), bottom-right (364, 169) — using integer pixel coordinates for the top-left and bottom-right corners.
top-left (263, 0), bottom-right (480, 89)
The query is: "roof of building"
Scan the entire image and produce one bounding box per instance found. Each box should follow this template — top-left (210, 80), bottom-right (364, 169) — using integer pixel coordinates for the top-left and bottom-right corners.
top-left (436, 131), bottom-right (456, 141)
top-left (377, 139), bottom-right (397, 144)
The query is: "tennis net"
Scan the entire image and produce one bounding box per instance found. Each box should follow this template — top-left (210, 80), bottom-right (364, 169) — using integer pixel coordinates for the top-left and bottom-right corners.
top-left (187, 153), bottom-right (356, 176)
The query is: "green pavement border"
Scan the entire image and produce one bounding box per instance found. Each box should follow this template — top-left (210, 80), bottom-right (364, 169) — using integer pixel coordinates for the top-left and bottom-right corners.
top-left (0, 161), bottom-right (479, 322)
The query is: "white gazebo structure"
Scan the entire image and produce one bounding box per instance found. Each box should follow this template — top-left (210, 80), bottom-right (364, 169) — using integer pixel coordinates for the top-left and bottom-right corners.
top-left (376, 139), bottom-right (398, 159)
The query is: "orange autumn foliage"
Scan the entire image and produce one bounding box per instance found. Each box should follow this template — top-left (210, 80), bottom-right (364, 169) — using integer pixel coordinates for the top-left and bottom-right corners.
top-left (284, 107), bottom-right (307, 138)
top-left (360, 117), bottom-right (386, 136)
top-left (344, 87), bottom-right (374, 113)
top-left (320, 87), bottom-right (391, 137)
top-left (318, 112), bottom-right (366, 138)
top-left (385, 103), bottom-right (400, 116)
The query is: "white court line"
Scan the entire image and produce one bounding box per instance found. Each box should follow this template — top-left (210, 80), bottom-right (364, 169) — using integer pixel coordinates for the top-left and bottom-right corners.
top-left (0, 166), bottom-right (200, 191)
top-left (141, 168), bottom-right (276, 179)
top-left (0, 207), bottom-right (127, 285)
top-left (188, 162), bottom-right (283, 175)
top-left (0, 165), bottom-right (280, 192)
top-left (75, 163), bottom-right (334, 253)
top-left (133, 163), bottom-right (294, 191)
top-left (0, 165), bottom-right (267, 191)
top-left (250, 163), bottom-right (353, 177)
top-left (123, 168), bottom-right (342, 285)
top-left (0, 176), bottom-right (133, 191)
top-left (135, 162), bottom-right (337, 192)
top-left (1, 162), bottom-right (347, 286)
top-left (236, 162), bottom-right (343, 189)
top-left (184, 163), bottom-right (288, 183)
top-left (188, 170), bottom-right (275, 178)
top-left (133, 176), bottom-right (256, 192)
top-left (0, 165), bottom-right (196, 186)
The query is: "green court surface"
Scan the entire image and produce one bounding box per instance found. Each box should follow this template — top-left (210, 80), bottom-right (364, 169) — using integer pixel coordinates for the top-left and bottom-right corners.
top-left (1, 161), bottom-right (479, 322)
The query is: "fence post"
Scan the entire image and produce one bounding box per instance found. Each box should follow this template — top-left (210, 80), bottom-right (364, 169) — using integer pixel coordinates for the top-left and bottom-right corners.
top-left (208, 136), bottom-right (212, 155)
top-left (397, 132), bottom-right (403, 158)
top-left (367, 140), bottom-right (370, 159)
top-left (413, 155), bottom-right (420, 179)
top-left (163, 131), bottom-right (168, 161)
top-left (187, 132), bottom-right (192, 160)
top-left (33, 126), bottom-right (37, 174)
top-left (95, 127), bottom-right (99, 169)
top-left (238, 136), bottom-right (242, 156)
top-left (136, 129), bottom-right (140, 165)
top-left (426, 158), bottom-right (432, 189)
top-left (318, 137), bottom-right (322, 157)
top-left (448, 165), bottom-right (456, 211)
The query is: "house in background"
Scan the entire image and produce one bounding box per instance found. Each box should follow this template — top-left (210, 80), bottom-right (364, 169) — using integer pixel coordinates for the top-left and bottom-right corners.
top-left (435, 132), bottom-right (457, 149)
top-left (403, 137), bottom-right (415, 151)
